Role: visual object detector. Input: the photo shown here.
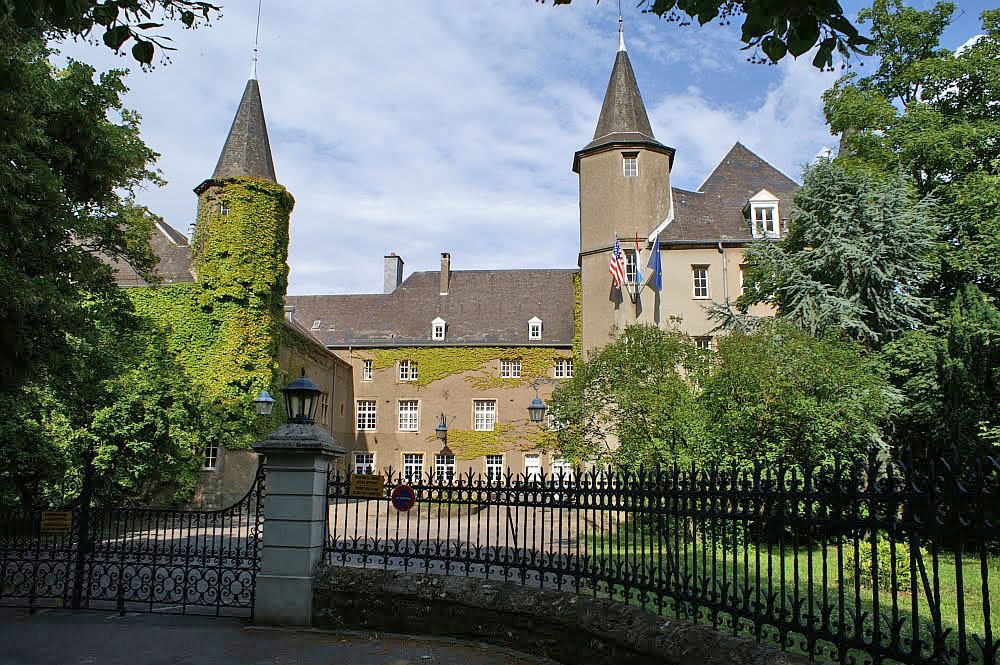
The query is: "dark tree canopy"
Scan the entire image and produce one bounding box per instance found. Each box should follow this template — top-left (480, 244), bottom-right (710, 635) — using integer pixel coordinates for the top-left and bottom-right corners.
top-left (548, 0), bottom-right (871, 69)
top-left (0, 0), bottom-right (221, 65)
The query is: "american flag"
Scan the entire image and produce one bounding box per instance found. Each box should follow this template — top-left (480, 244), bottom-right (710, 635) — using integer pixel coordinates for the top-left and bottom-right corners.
top-left (609, 234), bottom-right (626, 288)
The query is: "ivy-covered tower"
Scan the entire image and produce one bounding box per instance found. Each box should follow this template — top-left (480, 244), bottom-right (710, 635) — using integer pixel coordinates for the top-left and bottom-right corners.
top-left (191, 69), bottom-right (295, 448)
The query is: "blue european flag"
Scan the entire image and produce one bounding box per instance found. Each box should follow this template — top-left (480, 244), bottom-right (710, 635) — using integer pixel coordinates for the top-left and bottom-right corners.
top-left (646, 234), bottom-right (662, 291)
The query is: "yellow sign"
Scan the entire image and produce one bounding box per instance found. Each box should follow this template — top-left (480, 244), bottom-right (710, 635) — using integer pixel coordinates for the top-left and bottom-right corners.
top-left (40, 511), bottom-right (73, 534)
top-left (350, 474), bottom-right (386, 499)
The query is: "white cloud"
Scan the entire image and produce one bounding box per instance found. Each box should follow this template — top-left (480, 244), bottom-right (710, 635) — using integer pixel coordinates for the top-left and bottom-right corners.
top-left (56, 1), bottom-right (840, 295)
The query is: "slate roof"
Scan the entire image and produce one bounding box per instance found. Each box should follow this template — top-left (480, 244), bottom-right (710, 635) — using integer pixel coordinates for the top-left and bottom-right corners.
top-left (286, 269), bottom-right (578, 348)
top-left (657, 143), bottom-right (799, 243)
top-left (111, 220), bottom-right (195, 287)
top-left (210, 79), bottom-right (276, 183)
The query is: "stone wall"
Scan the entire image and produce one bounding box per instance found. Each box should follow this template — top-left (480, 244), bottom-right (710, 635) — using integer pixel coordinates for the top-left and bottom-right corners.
top-left (313, 566), bottom-right (808, 665)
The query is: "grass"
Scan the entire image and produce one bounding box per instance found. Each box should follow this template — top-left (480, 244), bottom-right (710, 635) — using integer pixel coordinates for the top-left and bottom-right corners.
top-left (579, 529), bottom-right (999, 662)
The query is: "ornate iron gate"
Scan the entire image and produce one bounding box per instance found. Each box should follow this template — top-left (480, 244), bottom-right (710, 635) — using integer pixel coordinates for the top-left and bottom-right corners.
top-left (0, 465), bottom-right (265, 617)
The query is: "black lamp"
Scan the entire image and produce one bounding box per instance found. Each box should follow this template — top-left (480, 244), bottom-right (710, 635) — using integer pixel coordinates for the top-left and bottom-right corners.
top-left (435, 413), bottom-right (454, 457)
top-left (253, 389), bottom-right (276, 416)
top-left (281, 369), bottom-right (321, 424)
top-left (527, 394), bottom-right (547, 423)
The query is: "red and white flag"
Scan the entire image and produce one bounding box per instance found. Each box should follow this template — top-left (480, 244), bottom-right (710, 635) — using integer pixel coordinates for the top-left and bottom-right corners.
top-left (609, 234), bottom-right (626, 288)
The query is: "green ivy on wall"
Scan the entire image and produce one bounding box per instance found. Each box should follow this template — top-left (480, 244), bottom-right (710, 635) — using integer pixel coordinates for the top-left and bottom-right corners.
top-left (573, 272), bottom-right (582, 360)
top-left (369, 346), bottom-right (562, 389)
top-left (426, 421), bottom-right (558, 461)
top-left (129, 177), bottom-right (294, 454)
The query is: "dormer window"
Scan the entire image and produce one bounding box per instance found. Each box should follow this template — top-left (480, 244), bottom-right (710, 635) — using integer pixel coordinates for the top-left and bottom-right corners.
top-left (528, 317), bottom-right (542, 341)
top-left (748, 189), bottom-right (780, 238)
top-left (311, 320), bottom-right (321, 330)
top-left (431, 317), bottom-right (446, 341)
top-left (622, 152), bottom-right (639, 177)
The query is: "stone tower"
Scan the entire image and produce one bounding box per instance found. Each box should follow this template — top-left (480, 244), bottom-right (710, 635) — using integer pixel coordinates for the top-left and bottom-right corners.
top-left (574, 22), bottom-right (674, 355)
top-left (191, 69), bottom-right (296, 449)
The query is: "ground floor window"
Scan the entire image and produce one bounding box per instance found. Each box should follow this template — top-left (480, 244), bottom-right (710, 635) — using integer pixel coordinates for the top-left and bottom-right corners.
top-left (354, 452), bottom-right (375, 475)
top-left (551, 458), bottom-right (573, 483)
top-left (435, 454), bottom-right (455, 483)
top-left (202, 442), bottom-right (219, 470)
top-left (524, 454), bottom-right (541, 483)
top-left (485, 454), bottom-right (504, 482)
top-left (403, 453), bottom-right (424, 482)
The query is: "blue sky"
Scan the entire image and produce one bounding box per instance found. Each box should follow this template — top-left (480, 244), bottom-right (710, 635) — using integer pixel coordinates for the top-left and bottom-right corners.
top-left (58, 1), bottom-right (992, 295)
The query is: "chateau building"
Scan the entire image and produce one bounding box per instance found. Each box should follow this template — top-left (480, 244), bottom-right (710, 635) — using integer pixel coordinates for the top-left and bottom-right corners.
top-left (115, 23), bottom-right (797, 498)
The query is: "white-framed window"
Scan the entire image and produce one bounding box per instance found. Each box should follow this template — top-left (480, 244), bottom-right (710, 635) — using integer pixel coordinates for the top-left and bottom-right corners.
top-left (500, 359), bottom-right (521, 378)
top-left (354, 452), bottom-right (375, 475)
top-left (485, 454), bottom-right (504, 482)
top-left (432, 317), bottom-right (446, 341)
top-left (554, 358), bottom-right (574, 379)
top-left (202, 442), bottom-right (219, 470)
top-left (751, 203), bottom-right (780, 238)
top-left (403, 453), bottom-right (424, 482)
top-left (551, 458), bottom-right (574, 482)
top-left (319, 392), bottom-right (329, 425)
top-left (362, 359), bottom-right (373, 381)
top-left (219, 201), bottom-right (229, 216)
top-left (356, 400), bottom-right (377, 431)
top-left (398, 360), bottom-right (418, 381)
top-left (473, 400), bottom-right (497, 432)
top-left (695, 337), bottom-right (714, 352)
top-left (524, 454), bottom-right (541, 483)
top-left (622, 152), bottom-right (639, 177)
top-left (397, 400), bottom-right (419, 431)
top-left (692, 266), bottom-right (710, 299)
top-left (624, 250), bottom-right (638, 285)
top-left (546, 413), bottom-right (564, 431)
top-left (739, 265), bottom-right (747, 294)
top-left (528, 317), bottom-right (542, 340)
top-left (435, 454), bottom-right (456, 483)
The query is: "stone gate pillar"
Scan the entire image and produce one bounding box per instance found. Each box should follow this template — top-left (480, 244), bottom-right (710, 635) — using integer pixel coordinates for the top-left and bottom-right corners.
top-left (252, 423), bottom-right (344, 626)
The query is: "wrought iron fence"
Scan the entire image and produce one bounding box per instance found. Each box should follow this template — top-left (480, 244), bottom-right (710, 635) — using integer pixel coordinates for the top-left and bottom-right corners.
top-left (326, 450), bottom-right (999, 665)
top-left (0, 464), bottom-right (265, 616)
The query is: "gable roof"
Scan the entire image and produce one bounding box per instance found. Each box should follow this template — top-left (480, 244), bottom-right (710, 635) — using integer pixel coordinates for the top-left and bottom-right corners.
top-left (286, 269), bottom-right (578, 348)
top-left (111, 220), bottom-right (195, 287)
top-left (653, 143), bottom-right (799, 243)
top-left (210, 78), bottom-right (276, 183)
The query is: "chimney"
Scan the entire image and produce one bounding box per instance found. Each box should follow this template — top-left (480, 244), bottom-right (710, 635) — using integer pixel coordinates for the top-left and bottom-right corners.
top-left (439, 252), bottom-right (451, 295)
top-left (384, 253), bottom-right (403, 293)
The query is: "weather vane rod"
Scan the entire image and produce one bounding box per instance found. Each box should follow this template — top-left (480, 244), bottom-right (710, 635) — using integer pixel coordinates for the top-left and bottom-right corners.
top-left (251, 0), bottom-right (262, 80)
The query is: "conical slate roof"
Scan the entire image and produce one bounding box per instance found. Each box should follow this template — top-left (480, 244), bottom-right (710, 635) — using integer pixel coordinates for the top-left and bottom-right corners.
top-left (584, 48), bottom-right (662, 151)
top-left (211, 78), bottom-right (277, 182)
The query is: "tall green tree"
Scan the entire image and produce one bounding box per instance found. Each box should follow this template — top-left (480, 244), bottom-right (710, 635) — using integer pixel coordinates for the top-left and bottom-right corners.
top-left (0, 32), bottom-right (159, 393)
top-left (547, 325), bottom-right (707, 468)
top-left (738, 158), bottom-right (938, 348)
top-left (699, 322), bottom-right (896, 467)
top-left (881, 284), bottom-right (1000, 459)
top-left (824, 2), bottom-right (1000, 300)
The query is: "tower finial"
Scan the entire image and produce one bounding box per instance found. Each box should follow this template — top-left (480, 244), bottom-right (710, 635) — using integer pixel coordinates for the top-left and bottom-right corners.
top-left (618, 3), bottom-right (626, 52)
top-left (250, 0), bottom-right (262, 80)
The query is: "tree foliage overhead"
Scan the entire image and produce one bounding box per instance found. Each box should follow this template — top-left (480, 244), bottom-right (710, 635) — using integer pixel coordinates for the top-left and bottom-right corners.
top-left (737, 159), bottom-right (938, 348)
top-left (824, 1), bottom-right (1000, 300)
top-left (1, 0), bottom-right (221, 65)
top-left (546, 0), bottom-right (871, 69)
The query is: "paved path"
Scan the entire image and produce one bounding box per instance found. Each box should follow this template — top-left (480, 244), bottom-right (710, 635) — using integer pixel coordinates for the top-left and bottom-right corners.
top-left (0, 608), bottom-right (552, 665)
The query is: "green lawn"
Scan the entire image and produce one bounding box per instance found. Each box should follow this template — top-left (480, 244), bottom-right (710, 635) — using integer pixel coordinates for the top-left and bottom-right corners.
top-left (579, 530), bottom-right (999, 662)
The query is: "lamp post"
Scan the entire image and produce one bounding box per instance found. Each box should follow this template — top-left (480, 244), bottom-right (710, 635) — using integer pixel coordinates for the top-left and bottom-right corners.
top-left (253, 389), bottom-right (276, 416)
top-left (435, 413), bottom-right (454, 457)
top-left (280, 369), bottom-right (322, 425)
top-left (527, 379), bottom-right (558, 424)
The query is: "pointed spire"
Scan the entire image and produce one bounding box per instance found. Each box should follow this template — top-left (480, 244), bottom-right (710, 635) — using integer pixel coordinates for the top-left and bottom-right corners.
top-left (210, 77), bottom-right (277, 182)
top-left (584, 29), bottom-right (658, 150)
